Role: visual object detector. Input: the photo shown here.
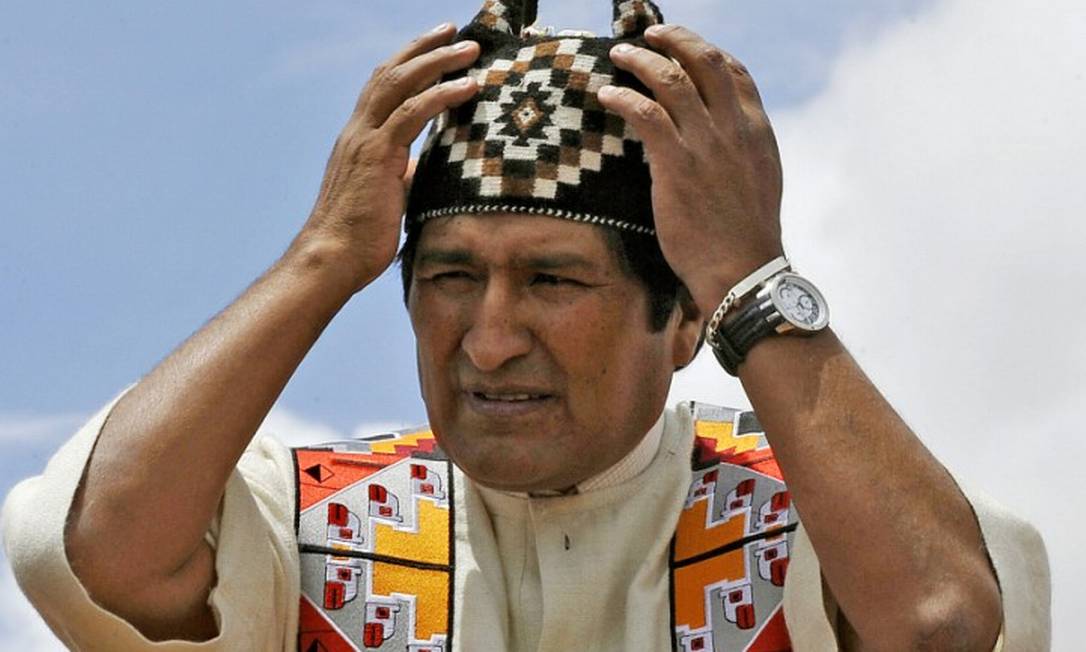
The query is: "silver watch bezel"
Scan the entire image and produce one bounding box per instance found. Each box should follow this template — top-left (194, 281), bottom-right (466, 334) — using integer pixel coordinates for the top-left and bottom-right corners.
top-left (767, 272), bottom-right (829, 332)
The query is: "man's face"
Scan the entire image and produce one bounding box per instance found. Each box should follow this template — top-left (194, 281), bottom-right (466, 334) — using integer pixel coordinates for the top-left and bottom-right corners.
top-left (407, 213), bottom-right (694, 492)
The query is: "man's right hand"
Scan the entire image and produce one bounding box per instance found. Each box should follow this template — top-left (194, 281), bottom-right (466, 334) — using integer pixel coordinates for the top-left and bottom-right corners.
top-left (297, 23), bottom-right (480, 293)
top-left (62, 25), bottom-right (479, 643)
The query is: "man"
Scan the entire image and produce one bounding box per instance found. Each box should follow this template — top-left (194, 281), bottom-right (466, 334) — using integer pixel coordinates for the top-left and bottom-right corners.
top-left (2, 1), bottom-right (1049, 650)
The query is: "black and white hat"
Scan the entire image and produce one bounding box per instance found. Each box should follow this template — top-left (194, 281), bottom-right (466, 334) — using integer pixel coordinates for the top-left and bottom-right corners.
top-left (405, 0), bottom-right (665, 237)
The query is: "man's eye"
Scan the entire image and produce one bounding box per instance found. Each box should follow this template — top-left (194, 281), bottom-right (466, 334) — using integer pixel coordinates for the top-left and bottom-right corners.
top-left (532, 274), bottom-right (580, 287)
top-left (427, 271), bottom-right (477, 288)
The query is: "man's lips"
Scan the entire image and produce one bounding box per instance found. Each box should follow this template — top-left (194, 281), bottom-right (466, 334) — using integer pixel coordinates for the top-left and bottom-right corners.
top-left (462, 386), bottom-right (557, 417)
top-left (471, 391), bottom-right (551, 401)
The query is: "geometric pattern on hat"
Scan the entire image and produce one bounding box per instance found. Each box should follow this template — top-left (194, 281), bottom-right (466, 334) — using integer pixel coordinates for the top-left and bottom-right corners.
top-left (442, 38), bottom-right (641, 202)
top-left (406, 0), bottom-right (666, 237)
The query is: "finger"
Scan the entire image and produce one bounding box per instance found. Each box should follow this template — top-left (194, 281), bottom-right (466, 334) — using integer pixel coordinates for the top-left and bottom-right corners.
top-left (726, 57), bottom-right (767, 113)
top-left (608, 43), bottom-right (710, 130)
top-left (390, 22), bottom-right (458, 68)
top-left (353, 23), bottom-right (458, 117)
top-left (361, 40), bottom-right (481, 128)
top-left (596, 84), bottom-right (681, 158)
top-left (382, 77), bottom-right (479, 149)
top-left (644, 24), bottom-right (762, 113)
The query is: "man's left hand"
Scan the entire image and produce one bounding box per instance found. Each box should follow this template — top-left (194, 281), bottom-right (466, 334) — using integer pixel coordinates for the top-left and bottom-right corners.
top-left (598, 25), bottom-right (784, 316)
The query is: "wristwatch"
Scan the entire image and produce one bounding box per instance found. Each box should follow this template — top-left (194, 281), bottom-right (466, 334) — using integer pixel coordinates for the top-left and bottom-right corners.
top-left (708, 269), bottom-right (830, 376)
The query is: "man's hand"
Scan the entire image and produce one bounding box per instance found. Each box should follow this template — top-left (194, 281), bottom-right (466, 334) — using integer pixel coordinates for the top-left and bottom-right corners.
top-left (598, 24), bottom-right (784, 316)
top-left (297, 23), bottom-right (480, 292)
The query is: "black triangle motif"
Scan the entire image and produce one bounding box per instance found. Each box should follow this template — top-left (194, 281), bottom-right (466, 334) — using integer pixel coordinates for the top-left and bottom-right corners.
top-left (304, 463), bottom-right (334, 483)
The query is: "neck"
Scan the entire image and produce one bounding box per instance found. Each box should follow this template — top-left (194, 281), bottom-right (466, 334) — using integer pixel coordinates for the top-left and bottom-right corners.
top-left (508, 410), bottom-right (667, 498)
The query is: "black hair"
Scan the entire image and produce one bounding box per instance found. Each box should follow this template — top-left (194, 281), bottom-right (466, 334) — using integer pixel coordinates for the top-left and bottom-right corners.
top-left (397, 220), bottom-right (689, 332)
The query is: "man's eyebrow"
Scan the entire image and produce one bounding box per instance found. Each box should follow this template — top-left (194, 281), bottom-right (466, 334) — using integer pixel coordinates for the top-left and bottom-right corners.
top-left (415, 249), bottom-right (476, 267)
top-left (512, 252), bottom-right (597, 271)
top-left (415, 249), bottom-right (598, 271)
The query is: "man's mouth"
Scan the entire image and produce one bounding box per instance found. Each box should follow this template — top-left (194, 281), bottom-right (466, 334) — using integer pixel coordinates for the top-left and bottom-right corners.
top-left (472, 392), bottom-right (550, 402)
top-left (464, 388), bottom-right (556, 416)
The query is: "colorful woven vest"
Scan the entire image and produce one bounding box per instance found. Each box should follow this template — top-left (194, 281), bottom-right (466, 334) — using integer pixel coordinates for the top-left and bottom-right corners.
top-left (293, 402), bottom-right (797, 651)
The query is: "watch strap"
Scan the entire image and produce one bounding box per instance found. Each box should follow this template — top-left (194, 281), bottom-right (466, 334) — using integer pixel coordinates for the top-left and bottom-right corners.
top-left (709, 327), bottom-right (744, 376)
top-left (704, 256), bottom-right (790, 345)
top-left (711, 291), bottom-right (777, 376)
top-left (708, 269), bottom-right (829, 377)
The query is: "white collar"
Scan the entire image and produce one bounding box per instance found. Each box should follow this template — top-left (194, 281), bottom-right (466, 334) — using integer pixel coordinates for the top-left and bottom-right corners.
top-left (498, 410), bottom-right (666, 498)
top-left (576, 410), bottom-right (666, 493)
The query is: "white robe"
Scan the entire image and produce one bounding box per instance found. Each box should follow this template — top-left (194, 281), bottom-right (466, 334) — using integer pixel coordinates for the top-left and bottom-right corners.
top-left (1, 387), bottom-right (1050, 650)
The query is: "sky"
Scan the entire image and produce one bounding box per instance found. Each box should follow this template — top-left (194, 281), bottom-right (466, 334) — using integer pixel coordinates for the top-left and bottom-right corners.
top-left (2, 0), bottom-right (1081, 648)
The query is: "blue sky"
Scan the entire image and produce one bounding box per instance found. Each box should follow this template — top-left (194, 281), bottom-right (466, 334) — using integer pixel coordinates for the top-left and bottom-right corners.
top-left (5, 0), bottom-right (1083, 648)
top-left (0, 0), bottom-right (931, 468)
top-left (1, 0), bottom-right (931, 429)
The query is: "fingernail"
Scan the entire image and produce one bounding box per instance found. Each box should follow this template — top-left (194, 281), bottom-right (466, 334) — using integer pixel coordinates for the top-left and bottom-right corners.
top-left (612, 43), bottom-right (635, 56)
top-left (598, 85), bottom-right (617, 99)
top-left (456, 76), bottom-right (474, 86)
top-left (432, 22), bottom-right (452, 33)
top-left (645, 24), bottom-right (665, 37)
top-left (453, 41), bottom-right (474, 51)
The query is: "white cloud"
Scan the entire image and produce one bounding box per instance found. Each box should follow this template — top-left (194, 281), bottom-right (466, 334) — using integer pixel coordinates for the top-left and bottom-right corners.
top-left (672, 0), bottom-right (1083, 645)
top-left (257, 405), bottom-right (404, 449)
top-left (255, 405), bottom-right (347, 448)
top-left (0, 405), bottom-right (402, 457)
top-left (0, 557), bottom-right (63, 651)
top-left (0, 414), bottom-right (86, 446)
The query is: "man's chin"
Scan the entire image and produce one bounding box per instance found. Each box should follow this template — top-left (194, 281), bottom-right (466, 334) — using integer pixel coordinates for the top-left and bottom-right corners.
top-left (442, 441), bottom-right (588, 493)
top-left (466, 472), bottom-right (581, 495)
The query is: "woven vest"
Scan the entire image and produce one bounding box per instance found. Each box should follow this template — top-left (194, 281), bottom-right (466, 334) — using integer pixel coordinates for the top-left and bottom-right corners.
top-left (292, 402), bottom-right (797, 651)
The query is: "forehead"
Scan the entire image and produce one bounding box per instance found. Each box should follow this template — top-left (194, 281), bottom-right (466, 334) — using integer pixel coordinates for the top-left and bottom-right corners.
top-left (414, 213), bottom-right (622, 270)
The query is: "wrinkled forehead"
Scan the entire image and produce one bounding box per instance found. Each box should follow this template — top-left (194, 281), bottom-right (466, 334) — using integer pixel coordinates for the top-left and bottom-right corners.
top-left (413, 212), bottom-right (623, 270)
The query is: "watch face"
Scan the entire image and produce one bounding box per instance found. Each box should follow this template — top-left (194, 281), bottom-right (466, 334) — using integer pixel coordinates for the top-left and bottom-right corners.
top-left (771, 274), bottom-right (829, 331)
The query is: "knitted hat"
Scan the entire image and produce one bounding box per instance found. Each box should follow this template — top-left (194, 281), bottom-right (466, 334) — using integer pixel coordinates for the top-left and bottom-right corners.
top-left (405, 0), bottom-right (665, 237)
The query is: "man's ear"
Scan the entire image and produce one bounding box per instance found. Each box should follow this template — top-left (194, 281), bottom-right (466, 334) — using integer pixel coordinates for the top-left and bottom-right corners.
top-left (671, 288), bottom-right (705, 372)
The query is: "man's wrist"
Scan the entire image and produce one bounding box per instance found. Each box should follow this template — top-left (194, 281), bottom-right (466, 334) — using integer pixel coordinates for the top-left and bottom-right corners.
top-left (706, 264), bottom-right (830, 376)
top-left (280, 235), bottom-right (370, 304)
top-left (687, 249), bottom-right (788, 317)
top-left (702, 256), bottom-right (791, 345)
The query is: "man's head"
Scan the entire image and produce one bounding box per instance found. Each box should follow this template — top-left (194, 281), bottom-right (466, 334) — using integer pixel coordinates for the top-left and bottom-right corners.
top-left (398, 0), bottom-right (688, 490)
top-left (400, 214), bottom-right (701, 492)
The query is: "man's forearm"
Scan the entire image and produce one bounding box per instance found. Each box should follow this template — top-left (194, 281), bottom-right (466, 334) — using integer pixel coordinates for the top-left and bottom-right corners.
top-left (738, 329), bottom-right (1002, 649)
top-left (52, 23), bottom-right (480, 640)
top-left (66, 237), bottom-right (358, 635)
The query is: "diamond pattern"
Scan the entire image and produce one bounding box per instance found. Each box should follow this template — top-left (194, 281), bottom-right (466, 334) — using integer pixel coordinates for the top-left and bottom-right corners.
top-left (429, 38), bottom-right (641, 200)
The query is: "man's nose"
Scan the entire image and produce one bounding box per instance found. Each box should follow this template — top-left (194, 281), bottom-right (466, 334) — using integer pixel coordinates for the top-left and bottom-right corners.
top-left (461, 284), bottom-right (533, 373)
